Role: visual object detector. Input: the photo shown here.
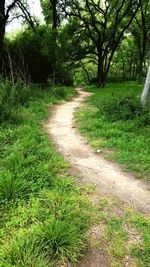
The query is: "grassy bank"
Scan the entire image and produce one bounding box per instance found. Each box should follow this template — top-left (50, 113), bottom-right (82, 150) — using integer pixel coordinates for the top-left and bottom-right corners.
top-left (0, 82), bottom-right (92, 266)
top-left (76, 82), bottom-right (150, 179)
top-left (1, 81), bottom-right (150, 267)
top-left (75, 82), bottom-right (150, 266)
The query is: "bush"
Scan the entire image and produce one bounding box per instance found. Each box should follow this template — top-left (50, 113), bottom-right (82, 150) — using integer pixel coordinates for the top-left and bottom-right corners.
top-left (94, 94), bottom-right (150, 124)
top-left (51, 86), bottom-right (76, 100)
top-left (0, 81), bottom-right (31, 123)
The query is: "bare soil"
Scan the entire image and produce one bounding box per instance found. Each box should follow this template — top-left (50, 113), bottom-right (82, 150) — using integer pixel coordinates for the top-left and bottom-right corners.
top-left (45, 88), bottom-right (150, 266)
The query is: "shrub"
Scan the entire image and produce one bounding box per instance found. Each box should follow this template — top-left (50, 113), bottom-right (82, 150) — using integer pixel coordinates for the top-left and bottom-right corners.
top-left (51, 86), bottom-right (76, 100)
top-left (0, 81), bottom-right (31, 123)
top-left (94, 94), bottom-right (150, 124)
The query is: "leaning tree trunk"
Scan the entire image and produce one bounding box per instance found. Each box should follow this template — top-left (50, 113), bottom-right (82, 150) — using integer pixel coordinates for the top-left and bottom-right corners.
top-left (0, 0), bottom-right (6, 75)
top-left (141, 50), bottom-right (150, 107)
top-left (141, 64), bottom-right (150, 107)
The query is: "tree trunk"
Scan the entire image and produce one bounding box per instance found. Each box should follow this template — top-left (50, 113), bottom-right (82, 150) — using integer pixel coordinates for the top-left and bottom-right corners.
top-left (129, 59), bottom-right (133, 81)
top-left (50, 0), bottom-right (58, 84)
top-left (97, 55), bottom-right (106, 87)
top-left (119, 48), bottom-right (125, 79)
top-left (141, 63), bottom-right (150, 107)
top-left (80, 60), bottom-right (90, 84)
top-left (138, 52), bottom-right (145, 83)
top-left (51, 0), bottom-right (57, 30)
top-left (0, 0), bottom-right (6, 75)
top-left (138, 32), bottom-right (147, 84)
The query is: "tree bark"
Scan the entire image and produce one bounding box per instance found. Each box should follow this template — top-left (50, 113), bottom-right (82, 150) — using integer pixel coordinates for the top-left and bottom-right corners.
top-left (51, 0), bottom-right (57, 30)
top-left (97, 61), bottom-right (106, 87)
top-left (0, 0), bottom-right (6, 75)
top-left (50, 0), bottom-right (58, 84)
top-left (138, 35), bottom-right (147, 84)
top-left (97, 49), bottom-right (107, 87)
top-left (141, 63), bottom-right (150, 107)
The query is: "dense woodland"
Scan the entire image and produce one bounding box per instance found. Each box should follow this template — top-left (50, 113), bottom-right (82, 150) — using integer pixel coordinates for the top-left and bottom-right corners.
top-left (0, 0), bottom-right (149, 86)
top-left (1, 1), bottom-right (150, 267)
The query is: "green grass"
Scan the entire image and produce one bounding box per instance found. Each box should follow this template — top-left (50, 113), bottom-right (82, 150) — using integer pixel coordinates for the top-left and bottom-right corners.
top-left (0, 83), bottom-right (92, 266)
top-left (76, 82), bottom-right (150, 179)
top-left (2, 81), bottom-right (150, 267)
top-left (75, 82), bottom-right (150, 265)
top-left (94, 196), bottom-right (150, 267)
top-left (68, 184), bottom-right (150, 267)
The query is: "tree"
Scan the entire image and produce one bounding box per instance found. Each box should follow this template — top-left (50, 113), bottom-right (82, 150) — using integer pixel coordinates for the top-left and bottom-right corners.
top-left (40, 0), bottom-right (60, 27)
top-left (0, 0), bottom-right (36, 76)
top-left (6, 26), bottom-right (54, 83)
top-left (41, 0), bottom-right (61, 83)
top-left (63, 0), bottom-right (141, 86)
top-left (131, 0), bottom-right (150, 83)
top-left (0, 0), bottom-right (19, 74)
top-left (111, 36), bottom-right (139, 81)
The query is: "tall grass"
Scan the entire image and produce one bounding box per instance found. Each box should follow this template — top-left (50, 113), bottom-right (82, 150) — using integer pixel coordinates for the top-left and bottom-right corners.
top-left (0, 81), bottom-right (91, 266)
top-left (0, 80), bottom-right (31, 123)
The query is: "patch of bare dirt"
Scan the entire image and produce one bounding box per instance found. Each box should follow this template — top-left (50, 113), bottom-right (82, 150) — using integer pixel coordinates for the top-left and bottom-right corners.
top-left (77, 247), bottom-right (108, 267)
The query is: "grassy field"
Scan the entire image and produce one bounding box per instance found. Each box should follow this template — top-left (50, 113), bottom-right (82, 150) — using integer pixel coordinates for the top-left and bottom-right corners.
top-left (76, 82), bottom-right (150, 179)
top-left (0, 82), bottom-right (92, 266)
top-left (1, 81), bottom-right (150, 267)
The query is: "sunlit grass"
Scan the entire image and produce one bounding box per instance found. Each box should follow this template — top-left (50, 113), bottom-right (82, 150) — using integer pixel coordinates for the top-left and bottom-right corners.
top-left (76, 82), bottom-right (150, 179)
top-left (0, 83), bottom-right (92, 266)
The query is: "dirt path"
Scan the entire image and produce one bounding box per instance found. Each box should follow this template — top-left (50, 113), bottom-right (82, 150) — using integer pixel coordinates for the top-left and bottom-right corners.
top-left (46, 88), bottom-right (150, 215)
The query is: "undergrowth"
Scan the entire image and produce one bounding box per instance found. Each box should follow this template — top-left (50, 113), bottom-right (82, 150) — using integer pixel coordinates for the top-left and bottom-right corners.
top-left (0, 81), bottom-right (92, 266)
top-left (76, 82), bottom-right (150, 179)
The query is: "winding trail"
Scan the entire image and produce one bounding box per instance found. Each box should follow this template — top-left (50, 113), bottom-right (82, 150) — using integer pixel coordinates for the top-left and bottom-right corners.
top-left (46, 88), bottom-right (150, 215)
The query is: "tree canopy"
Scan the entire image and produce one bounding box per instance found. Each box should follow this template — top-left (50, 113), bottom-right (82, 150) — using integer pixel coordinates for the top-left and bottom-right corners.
top-left (0, 0), bottom-right (150, 88)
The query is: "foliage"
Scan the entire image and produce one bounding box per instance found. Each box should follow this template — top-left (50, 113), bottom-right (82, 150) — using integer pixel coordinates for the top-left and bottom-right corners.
top-left (64, 0), bottom-right (141, 86)
top-left (1, 0), bottom-right (150, 86)
top-left (6, 25), bottom-right (74, 85)
top-left (95, 94), bottom-right (150, 123)
top-left (0, 80), bottom-right (31, 123)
